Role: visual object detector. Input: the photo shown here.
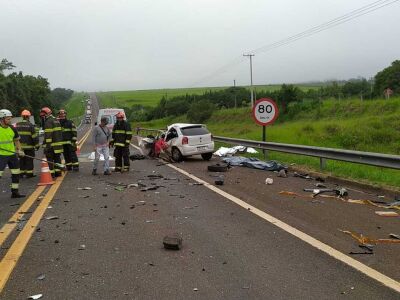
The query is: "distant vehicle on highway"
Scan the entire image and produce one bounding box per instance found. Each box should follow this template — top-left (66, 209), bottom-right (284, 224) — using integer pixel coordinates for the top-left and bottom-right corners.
top-left (97, 108), bottom-right (126, 129)
top-left (164, 123), bottom-right (214, 161)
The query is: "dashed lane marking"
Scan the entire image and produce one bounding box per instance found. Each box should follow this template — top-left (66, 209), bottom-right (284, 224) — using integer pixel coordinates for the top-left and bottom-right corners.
top-left (0, 186), bottom-right (46, 247)
top-left (165, 162), bottom-right (400, 294)
top-left (0, 176), bottom-right (64, 292)
top-left (0, 128), bottom-right (91, 293)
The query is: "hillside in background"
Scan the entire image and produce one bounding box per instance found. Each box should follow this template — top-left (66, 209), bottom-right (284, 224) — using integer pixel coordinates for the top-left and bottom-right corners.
top-left (96, 84), bottom-right (320, 108)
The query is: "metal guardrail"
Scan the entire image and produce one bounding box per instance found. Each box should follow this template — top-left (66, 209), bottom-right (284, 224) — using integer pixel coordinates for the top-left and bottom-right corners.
top-left (213, 136), bottom-right (400, 170)
top-left (136, 128), bottom-right (400, 170)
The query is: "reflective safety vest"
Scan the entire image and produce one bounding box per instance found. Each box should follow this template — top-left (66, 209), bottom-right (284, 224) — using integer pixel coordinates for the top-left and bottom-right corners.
top-left (111, 120), bottom-right (132, 147)
top-left (43, 115), bottom-right (64, 154)
top-left (16, 120), bottom-right (39, 150)
top-left (0, 126), bottom-right (16, 156)
top-left (59, 119), bottom-right (77, 146)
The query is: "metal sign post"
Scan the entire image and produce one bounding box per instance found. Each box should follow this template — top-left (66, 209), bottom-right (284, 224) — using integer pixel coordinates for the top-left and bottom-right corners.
top-left (252, 98), bottom-right (279, 158)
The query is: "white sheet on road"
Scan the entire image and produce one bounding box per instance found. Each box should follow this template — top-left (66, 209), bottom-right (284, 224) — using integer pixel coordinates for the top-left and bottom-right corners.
top-left (213, 146), bottom-right (258, 157)
top-left (88, 151), bottom-right (115, 161)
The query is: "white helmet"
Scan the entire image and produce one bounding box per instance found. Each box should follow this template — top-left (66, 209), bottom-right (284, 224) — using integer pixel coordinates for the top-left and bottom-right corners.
top-left (0, 109), bottom-right (12, 118)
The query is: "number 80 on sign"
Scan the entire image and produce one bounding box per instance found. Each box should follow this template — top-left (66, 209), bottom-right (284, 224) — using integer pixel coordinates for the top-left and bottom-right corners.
top-left (252, 98), bottom-right (279, 126)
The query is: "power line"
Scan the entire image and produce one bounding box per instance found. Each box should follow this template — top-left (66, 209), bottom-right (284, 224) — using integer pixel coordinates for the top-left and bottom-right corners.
top-left (251, 0), bottom-right (399, 55)
top-left (191, 0), bottom-right (399, 87)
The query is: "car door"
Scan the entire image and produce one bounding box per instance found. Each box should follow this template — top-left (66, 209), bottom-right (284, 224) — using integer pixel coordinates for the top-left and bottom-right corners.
top-left (165, 127), bottom-right (179, 146)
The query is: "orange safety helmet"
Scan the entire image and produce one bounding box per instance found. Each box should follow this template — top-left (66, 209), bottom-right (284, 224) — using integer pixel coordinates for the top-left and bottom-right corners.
top-left (21, 109), bottom-right (31, 117)
top-left (58, 109), bottom-right (67, 119)
top-left (40, 107), bottom-right (52, 115)
top-left (116, 111), bottom-right (125, 119)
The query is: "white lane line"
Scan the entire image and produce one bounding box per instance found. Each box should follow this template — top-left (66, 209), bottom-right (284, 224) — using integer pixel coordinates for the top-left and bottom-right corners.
top-left (165, 162), bottom-right (400, 294)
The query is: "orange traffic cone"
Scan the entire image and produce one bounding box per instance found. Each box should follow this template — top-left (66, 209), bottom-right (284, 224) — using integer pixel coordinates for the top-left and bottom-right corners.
top-left (37, 160), bottom-right (55, 186)
top-left (76, 146), bottom-right (80, 156)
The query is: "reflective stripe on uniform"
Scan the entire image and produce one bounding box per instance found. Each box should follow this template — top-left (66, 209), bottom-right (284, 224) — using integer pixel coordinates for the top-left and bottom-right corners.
top-left (17, 131), bottom-right (32, 135)
top-left (45, 128), bottom-right (53, 133)
top-left (11, 183), bottom-right (19, 189)
top-left (10, 169), bottom-right (20, 175)
top-left (113, 130), bottom-right (126, 134)
top-left (22, 145), bottom-right (34, 149)
top-left (115, 143), bottom-right (125, 147)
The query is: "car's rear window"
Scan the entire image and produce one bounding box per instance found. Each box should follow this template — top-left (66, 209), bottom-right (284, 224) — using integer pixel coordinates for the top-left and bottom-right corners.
top-left (181, 126), bottom-right (209, 136)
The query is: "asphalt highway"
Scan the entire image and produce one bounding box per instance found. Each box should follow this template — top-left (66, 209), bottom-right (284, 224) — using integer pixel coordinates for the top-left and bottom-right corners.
top-left (0, 95), bottom-right (399, 299)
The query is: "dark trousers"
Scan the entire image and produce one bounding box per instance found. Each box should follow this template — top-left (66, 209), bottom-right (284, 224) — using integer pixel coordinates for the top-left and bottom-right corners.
top-left (45, 149), bottom-right (62, 177)
top-left (0, 154), bottom-right (20, 192)
top-left (63, 144), bottom-right (79, 170)
top-left (114, 146), bottom-right (130, 172)
top-left (20, 149), bottom-right (35, 176)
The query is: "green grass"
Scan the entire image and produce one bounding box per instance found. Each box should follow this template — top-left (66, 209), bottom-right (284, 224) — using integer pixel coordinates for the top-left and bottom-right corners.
top-left (62, 92), bottom-right (88, 124)
top-left (96, 84), bottom-right (320, 109)
top-left (138, 97), bottom-right (400, 189)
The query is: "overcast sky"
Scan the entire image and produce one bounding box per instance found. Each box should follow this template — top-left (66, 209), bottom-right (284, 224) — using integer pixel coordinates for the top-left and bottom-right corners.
top-left (1, 0), bottom-right (399, 91)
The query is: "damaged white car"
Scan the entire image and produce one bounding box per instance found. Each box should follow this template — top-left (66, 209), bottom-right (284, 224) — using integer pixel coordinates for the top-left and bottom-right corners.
top-left (164, 123), bottom-right (214, 161)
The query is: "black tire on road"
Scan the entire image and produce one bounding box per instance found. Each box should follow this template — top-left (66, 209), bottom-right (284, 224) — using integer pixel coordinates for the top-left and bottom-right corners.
top-left (172, 147), bottom-right (183, 162)
top-left (201, 152), bottom-right (213, 161)
top-left (207, 163), bottom-right (229, 172)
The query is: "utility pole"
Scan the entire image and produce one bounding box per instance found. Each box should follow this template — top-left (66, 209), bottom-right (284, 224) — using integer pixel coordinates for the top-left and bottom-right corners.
top-left (233, 79), bottom-right (237, 108)
top-left (243, 54), bottom-right (255, 107)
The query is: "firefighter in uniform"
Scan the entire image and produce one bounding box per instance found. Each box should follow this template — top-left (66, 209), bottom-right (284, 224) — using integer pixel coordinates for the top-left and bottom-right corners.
top-left (58, 109), bottom-right (79, 171)
top-left (0, 109), bottom-right (25, 198)
top-left (16, 110), bottom-right (39, 177)
top-left (40, 107), bottom-right (64, 177)
top-left (110, 112), bottom-right (132, 172)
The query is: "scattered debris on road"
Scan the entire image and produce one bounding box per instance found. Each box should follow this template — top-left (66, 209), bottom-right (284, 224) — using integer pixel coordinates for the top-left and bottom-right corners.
top-left (148, 174), bottom-right (164, 179)
top-left (45, 216), bottom-right (59, 220)
top-left (375, 211), bottom-right (399, 217)
top-left (36, 274), bottom-right (45, 281)
top-left (28, 294), bottom-right (43, 300)
top-left (215, 176), bottom-right (224, 186)
top-left (77, 187), bottom-right (92, 190)
top-left (277, 169), bottom-right (287, 178)
top-left (141, 186), bottom-right (160, 192)
top-left (163, 234), bottom-right (182, 250)
top-left (390, 234), bottom-right (400, 240)
top-left (340, 230), bottom-right (400, 245)
top-left (265, 178), bottom-right (273, 185)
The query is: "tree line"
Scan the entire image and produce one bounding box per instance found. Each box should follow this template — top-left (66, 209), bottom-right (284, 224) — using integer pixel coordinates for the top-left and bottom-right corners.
top-left (122, 60), bottom-right (400, 123)
top-left (0, 59), bottom-right (73, 122)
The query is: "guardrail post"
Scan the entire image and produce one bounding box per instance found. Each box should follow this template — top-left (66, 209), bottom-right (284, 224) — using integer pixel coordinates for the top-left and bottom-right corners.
top-left (320, 157), bottom-right (326, 170)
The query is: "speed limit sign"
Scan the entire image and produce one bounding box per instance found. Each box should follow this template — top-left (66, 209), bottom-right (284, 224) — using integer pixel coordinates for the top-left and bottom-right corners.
top-left (252, 98), bottom-right (279, 126)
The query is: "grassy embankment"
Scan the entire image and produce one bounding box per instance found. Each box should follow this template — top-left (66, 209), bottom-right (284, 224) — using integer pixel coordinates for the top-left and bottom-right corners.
top-left (62, 92), bottom-right (87, 125)
top-left (140, 98), bottom-right (400, 189)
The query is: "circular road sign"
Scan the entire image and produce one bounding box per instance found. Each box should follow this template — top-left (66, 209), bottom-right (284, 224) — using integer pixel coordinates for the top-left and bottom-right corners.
top-left (252, 98), bottom-right (279, 126)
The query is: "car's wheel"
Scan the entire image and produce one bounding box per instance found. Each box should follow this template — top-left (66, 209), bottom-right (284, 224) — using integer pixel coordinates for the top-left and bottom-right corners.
top-left (201, 152), bottom-right (213, 161)
top-left (171, 147), bottom-right (183, 162)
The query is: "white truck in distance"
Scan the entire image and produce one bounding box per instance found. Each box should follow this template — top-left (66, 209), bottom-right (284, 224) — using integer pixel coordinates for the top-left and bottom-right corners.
top-left (97, 108), bottom-right (126, 130)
